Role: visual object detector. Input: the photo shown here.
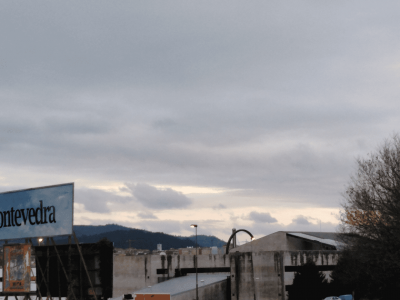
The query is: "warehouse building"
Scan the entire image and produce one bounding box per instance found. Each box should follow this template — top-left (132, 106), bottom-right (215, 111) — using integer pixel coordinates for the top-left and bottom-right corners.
top-left (112, 231), bottom-right (345, 300)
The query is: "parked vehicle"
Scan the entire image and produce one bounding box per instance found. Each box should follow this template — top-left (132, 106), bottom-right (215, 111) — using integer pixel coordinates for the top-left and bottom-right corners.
top-left (338, 295), bottom-right (353, 300)
top-left (323, 295), bottom-right (353, 300)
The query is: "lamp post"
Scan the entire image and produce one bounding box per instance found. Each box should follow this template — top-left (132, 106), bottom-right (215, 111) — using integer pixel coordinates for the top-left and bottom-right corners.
top-left (190, 224), bottom-right (198, 300)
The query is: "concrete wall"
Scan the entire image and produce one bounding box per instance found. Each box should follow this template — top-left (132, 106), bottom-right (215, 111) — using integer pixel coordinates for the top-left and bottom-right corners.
top-left (230, 251), bottom-right (283, 300)
top-left (230, 250), bottom-right (339, 300)
top-left (178, 248), bottom-right (212, 255)
top-left (172, 279), bottom-right (228, 300)
top-left (282, 250), bottom-right (339, 288)
top-left (113, 254), bottom-right (230, 297)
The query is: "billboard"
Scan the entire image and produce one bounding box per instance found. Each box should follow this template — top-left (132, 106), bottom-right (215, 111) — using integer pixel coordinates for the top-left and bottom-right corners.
top-left (3, 244), bottom-right (31, 293)
top-left (0, 183), bottom-right (73, 240)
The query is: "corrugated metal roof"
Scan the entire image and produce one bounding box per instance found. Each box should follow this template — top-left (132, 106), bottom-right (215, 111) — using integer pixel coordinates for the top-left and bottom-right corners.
top-left (132, 273), bottom-right (229, 296)
top-left (281, 231), bottom-right (342, 240)
top-left (287, 232), bottom-right (346, 249)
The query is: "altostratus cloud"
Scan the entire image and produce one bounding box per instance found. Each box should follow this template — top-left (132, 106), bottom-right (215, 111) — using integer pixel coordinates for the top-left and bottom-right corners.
top-left (243, 211), bottom-right (278, 223)
top-left (126, 183), bottom-right (192, 209)
top-left (292, 215), bottom-right (313, 226)
top-left (137, 211), bottom-right (158, 219)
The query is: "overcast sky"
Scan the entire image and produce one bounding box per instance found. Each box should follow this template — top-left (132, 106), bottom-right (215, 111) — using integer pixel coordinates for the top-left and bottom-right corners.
top-left (1, 1), bottom-right (400, 242)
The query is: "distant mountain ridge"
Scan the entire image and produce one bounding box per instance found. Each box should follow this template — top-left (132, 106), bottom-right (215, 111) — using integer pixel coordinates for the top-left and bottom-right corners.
top-left (72, 224), bottom-right (226, 249)
top-left (71, 229), bottom-right (196, 250)
top-left (0, 224), bottom-right (226, 250)
top-left (73, 224), bottom-right (132, 237)
top-left (176, 235), bottom-right (226, 248)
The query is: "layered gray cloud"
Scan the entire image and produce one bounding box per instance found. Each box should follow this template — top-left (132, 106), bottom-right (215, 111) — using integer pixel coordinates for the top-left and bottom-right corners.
top-left (243, 211), bottom-right (278, 224)
top-left (126, 183), bottom-right (192, 210)
top-left (235, 218), bottom-right (337, 239)
top-left (1, 1), bottom-right (400, 238)
top-left (74, 184), bottom-right (192, 213)
top-left (137, 212), bottom-right (158, 220)
top-left (213, 204), bottom-right (227, 210)
top-left (75, 188), bottom-right (130, 213)
top-left (292, 215), bottom-right (312, 226)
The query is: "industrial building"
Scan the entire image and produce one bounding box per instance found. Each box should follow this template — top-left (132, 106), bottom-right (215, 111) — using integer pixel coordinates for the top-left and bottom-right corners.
top-left (112, 231), bottom-right (345, 300)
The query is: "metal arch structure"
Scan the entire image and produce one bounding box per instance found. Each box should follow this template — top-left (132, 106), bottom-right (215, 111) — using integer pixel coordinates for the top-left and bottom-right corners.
top-left (225, 229), bottom-right (254, 254)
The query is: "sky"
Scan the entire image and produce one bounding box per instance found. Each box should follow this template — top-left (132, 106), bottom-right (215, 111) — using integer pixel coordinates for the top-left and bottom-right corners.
top-left (1, 1), bottom-right (400, 243)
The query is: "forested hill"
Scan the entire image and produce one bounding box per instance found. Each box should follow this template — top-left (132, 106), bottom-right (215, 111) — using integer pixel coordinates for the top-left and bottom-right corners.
top-left (0, 224), bottom-right (226, 249)
top-left (68, 229), bottom-right (197, 250)
top-left (177, 235), bottom-right (226, 247)
top-left (74, 224), bottom-right (132, 236)
top-left (50, 224), bottom-right (226, 250)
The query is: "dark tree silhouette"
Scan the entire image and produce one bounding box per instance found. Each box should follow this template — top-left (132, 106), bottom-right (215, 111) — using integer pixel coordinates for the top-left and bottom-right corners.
top-left (337, 135), bottom-right (400, 299)
top-left (287, 259), bottom-right (328, 300)
top-left (328, 249), bottom-right (357, 298)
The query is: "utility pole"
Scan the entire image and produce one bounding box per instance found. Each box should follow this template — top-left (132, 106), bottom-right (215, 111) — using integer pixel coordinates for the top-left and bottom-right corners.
top-left (127, 239), bottom-right (135, 249)
top-left (190, 224), bottom-right (199, 300)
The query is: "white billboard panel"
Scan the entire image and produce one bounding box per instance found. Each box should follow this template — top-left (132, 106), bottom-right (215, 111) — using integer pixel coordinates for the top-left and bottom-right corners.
top-left (0, 183), bottom-right (73, 240)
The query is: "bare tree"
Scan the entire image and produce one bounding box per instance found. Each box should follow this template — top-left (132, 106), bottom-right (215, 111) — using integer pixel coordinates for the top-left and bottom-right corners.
top-left (337, 135), bottom-right (400, 299)
top-left (342, 135), bottom-right (400, 236)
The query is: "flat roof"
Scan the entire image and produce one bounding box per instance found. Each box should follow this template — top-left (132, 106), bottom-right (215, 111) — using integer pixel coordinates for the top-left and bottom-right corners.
top-left (133, 273), bottom-right (229, 296)
top-left (284, 231), bottom-right (340, 240)
top-left (287, 232), bottom-right (346, 249)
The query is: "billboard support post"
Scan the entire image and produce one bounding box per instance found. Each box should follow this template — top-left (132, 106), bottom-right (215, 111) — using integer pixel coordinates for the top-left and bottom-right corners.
top-left (50, 238), bottom-right (77, 300)
top-left (35, 249), bottom-right (51, 300)
top-left (31, 266), bottom-right (42, 300)
top-left (46, 247), bottom-right (50, 299)
top-left (72, 232), bottom-right (98, 300)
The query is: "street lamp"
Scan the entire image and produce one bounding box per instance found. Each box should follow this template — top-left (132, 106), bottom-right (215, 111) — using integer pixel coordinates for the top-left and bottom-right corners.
top-left (190, 224), bottom-right (198, 300)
